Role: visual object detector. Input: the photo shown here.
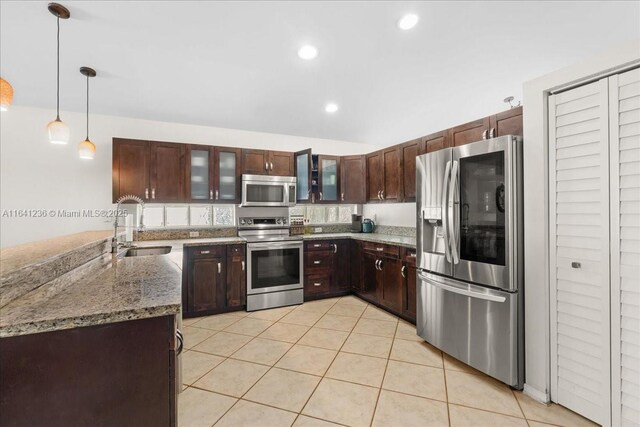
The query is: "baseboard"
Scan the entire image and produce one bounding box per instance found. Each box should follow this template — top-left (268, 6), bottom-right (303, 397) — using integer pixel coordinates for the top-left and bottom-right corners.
top-left (523, 384), bottom-right (550, 403)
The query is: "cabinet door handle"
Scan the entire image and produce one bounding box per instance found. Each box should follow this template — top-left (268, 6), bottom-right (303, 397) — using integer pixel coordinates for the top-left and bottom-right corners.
top-left (314, 282), bottom-right (322, 287)
top-left (489, 128), bottom-right (495, 138)
top-left (401, 265), bottom-right (407, 278)
top-left (319, 191), bottom-right (323, 201)
top-left (200, 250), bottom-right (210, 254)
top-left (377, 190), bottom-right (381, 200)
top-left (217, 262), bottom-right (221, 274)
top-left (209, 189), bottom-right (214, 200)
top-left (375, 260), bottom-right (380, 270)
top-left (215, 190), bottom-right (219, 200)
top-left (151, 188), bottom-right (156, 199)
top-left (265, 162), bottom-right (269, 171)
top-left (482, 129), bottom-right (488, 140)
top-left (270, 162), bottom-right (274, 171)
top-left (241, 261), bottom-right (245, 271)
top-left (145, 188), bottom-right (149, 199)
top-left (176, 329), bottom-right (184, 355)
top-left (381, 190), bottom-right (385, 200)
top-left (332, 244), bottom-right (337, 254)
top-left (379, 260), bottom-right (383, 270)
top-left (314, 260), bottom-right (321, 265)
top-left (341, 192), bottom-right (345, 202)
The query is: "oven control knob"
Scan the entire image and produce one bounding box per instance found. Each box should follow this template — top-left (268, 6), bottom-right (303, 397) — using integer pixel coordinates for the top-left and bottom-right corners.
top-left (276, 218), bottom-right (283, 224)
top-left (240, 219), bottom-right (246, 225)
top-left (247, 219), bottom-right (253, 225)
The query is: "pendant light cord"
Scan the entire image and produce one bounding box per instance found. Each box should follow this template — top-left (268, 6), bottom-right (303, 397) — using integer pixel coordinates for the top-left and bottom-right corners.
top-left (86, 74), bottom-right (89, 140)
top-left (56, 15), bottom-right (60, 120)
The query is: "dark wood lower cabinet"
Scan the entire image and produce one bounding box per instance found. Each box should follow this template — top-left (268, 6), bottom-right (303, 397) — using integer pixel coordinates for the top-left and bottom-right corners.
top-left (402, 249), bottom-right (418, 323)
top-left (183, 244), bottom-right (246, 317)
top-left (0, 316), bottom-right (176, 427)
top-left (303, 240), bottom-right (351, 300)
top-left (378, 257), bottom-right (403, 313)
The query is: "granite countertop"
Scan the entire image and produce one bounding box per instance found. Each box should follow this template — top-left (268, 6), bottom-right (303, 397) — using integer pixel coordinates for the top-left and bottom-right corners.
top-left (302, 232), bottom-right (416, 249)
top-left (0, 230), bottom-right (113, 277)
top-left (136, 237), bottom-right (246, 249)
top-left (0, 252), bottom-right (182, 338)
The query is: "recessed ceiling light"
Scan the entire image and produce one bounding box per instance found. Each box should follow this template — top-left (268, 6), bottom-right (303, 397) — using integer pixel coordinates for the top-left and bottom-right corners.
top-left (397, 14), bottom-right (419, 30)
top-left (298, 45), bottom-right (318, 60)
top-left (325, 103), bottom-right (338, 113)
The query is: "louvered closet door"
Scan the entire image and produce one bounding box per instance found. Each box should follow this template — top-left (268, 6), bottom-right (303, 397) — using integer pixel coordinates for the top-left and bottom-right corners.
top-left (549, 78), bottom-right (611, 426)
top-left (610, 68), bottom-right (640, 427)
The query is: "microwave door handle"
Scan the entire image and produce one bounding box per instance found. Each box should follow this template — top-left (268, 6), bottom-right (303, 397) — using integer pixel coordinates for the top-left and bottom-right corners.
top-left (418, 272), bottom-right (506, 302)
top-left (448, 160), bottom-right (460, 264)
top-left (441, 160), bottom-right (452, 263)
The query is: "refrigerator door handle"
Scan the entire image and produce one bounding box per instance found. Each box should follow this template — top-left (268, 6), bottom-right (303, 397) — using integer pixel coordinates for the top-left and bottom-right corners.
top-left (448, 160), bottom-right (460, 264)
top-left (418, 272), bottom-right (506, 303)
top-left (441, 160), bottom-right (452, 263)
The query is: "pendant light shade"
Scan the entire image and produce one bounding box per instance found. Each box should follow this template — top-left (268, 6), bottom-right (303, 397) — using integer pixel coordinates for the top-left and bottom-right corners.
top-left (0, 78), bottom-right (13, 111)
top-left (47, 118), bottom-right (70, 144)
top-left (78, 66), bottom-right (96, 160)
top-left (47, 3), bottom-right (70, 145)
top-left (78, 138), bottom-right (96, 159)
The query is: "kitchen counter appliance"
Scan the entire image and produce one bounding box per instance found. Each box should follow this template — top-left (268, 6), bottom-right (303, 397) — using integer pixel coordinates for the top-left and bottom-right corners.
top-left (362, 218), bottom-right (375, 233)
top-left (241, 174), bottom-right (296, 207)
top-left (351, 214), bottom-right (363, 233)
top-left (416, 135), bottom-right (523, 388)
top-left (238, 207), bottom-right (303, 311)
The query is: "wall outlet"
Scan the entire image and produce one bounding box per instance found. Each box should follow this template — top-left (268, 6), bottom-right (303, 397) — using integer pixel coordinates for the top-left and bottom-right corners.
top-left (189, 231), bottom-right (200, 238)
top-left (314, 227), bottom-right (323, 233)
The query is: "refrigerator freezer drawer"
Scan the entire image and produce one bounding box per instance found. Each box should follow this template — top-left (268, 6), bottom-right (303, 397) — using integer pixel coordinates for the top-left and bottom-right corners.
top-left (416, 271), bottom-right (523, 388)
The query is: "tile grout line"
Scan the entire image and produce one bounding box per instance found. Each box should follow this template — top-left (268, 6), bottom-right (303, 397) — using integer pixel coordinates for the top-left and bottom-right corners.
top-left (442, 351), bottom-right (452, 427)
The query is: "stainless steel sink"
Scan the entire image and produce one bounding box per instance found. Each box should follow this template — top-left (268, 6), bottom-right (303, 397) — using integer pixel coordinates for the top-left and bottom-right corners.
top-left (122, 246), bottom-right (172, 257)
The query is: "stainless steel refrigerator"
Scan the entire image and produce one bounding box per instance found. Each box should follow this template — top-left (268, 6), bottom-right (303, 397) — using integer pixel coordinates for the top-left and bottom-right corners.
top-left (416, 135), bottom-right (524, 388)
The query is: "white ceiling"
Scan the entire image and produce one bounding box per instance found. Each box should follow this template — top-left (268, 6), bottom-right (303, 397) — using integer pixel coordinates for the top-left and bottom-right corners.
top-left (1, 1), bottom-right (639, 145)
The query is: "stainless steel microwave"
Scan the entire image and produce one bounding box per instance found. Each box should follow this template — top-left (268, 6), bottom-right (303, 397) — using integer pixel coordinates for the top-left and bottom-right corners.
top-left (241, 174), bottom-right (297, 207)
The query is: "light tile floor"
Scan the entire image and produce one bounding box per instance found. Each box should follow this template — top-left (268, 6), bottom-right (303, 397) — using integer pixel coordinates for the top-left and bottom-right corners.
top-left (180, 296), bottom-right (598, 427)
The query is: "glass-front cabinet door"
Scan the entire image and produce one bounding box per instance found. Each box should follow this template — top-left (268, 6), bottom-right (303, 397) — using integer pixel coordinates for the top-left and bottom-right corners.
top-left (318, 155), bottom-right (339, 202)
top-left (187, 145), bottom-right (212, 202)
top-left (215, 147), bottom-right (240, 203)
top-left (295, 149), bottom-right (312, 202)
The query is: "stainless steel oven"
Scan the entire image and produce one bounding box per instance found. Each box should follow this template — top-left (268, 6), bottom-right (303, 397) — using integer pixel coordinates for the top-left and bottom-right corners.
top-left (241, 175), bottom-right (297, 207)
top-left (238, 208), bottom-right (304, 311)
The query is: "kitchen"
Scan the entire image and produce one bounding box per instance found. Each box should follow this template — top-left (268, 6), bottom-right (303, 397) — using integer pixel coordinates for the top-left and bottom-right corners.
top-left (1, 2), bottom-right (639, 427)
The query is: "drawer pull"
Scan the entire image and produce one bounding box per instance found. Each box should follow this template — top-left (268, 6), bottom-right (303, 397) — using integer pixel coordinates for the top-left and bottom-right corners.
top-left (313, 260), bottom-right (321, 265)
top-left (408, 252), bottom-right (416, 257)
top-left (218, 262), bottom-right (221, 274)
top-left (571, 262), bottom-right (581, 269)
top-left (200, 250), bottom-right (210, 255)
top-left (376, 247), bottom-right (384, 251)
top-left (314, 282), bottom-right (322, 287)
top-left (313, 244), bottom-right (321, 248)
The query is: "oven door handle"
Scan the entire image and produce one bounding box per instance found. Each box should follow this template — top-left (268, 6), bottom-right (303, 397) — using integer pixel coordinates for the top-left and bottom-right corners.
top-left (248, 242), bottom-right (303, 250)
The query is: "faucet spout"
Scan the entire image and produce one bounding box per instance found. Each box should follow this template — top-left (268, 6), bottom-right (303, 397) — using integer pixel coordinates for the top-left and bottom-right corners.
top-left (113, 194), bottom-right (145, 253)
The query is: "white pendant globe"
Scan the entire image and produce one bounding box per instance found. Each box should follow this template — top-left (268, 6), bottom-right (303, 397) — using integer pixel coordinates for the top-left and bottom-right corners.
top-left (78, 138), bottom-right (96, 160)
top-left (47, 118), bottom-right (70, 144)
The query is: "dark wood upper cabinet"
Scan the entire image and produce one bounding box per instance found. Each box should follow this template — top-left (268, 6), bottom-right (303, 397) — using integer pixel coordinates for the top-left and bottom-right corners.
top-left (490, 106), bottom-right (523, 137)
top-left (241, 149), bottom-right (270, 175)
top-left (423, 130), bottom-right (450, 154)
top-left (112, 138), bottom-right (150, 202)
top-left (450, 116), bottom-right (492, 147)
top-left (381, 146), bottom-right (402, 202)
top-left (317, 155), bottom-right (340, 203)
top-left (400, 139), bottom-right (422, 202)
top-left (340, 155), bottom-right (366, 204)
top-left (241, 149), bottom-right (294, 176)
top-left (366, 151), bottom-right (383, 202)
top-left (214, 147), bottom-right (241, 203)
top-left (149, 142), bottom-right (185, 203)
top-left (269, 150), bottom-right (295, 176)
top-left (295, 149), bottom-right (313, 203)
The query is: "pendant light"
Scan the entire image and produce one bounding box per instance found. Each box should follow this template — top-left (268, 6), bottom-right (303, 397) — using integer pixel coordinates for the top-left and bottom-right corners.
top-left (78, 67), bottom-right (96, 160)
top-left (0, 78), bottom-right (13, 111)
top-left (46, 3), bottom-right (70, 144)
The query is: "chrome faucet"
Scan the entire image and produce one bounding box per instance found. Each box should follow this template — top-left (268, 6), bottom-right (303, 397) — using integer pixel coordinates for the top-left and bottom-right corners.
top-left (112, 194), bottom-right (145, 253)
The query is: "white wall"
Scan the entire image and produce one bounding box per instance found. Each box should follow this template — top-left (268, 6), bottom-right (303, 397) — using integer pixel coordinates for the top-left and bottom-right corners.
top-left (0, 106), bottom-right (376, 248)
top-left (521, 40), bottom-right (640, 403)
top-left (362, 203), bottom-right (416, 228)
